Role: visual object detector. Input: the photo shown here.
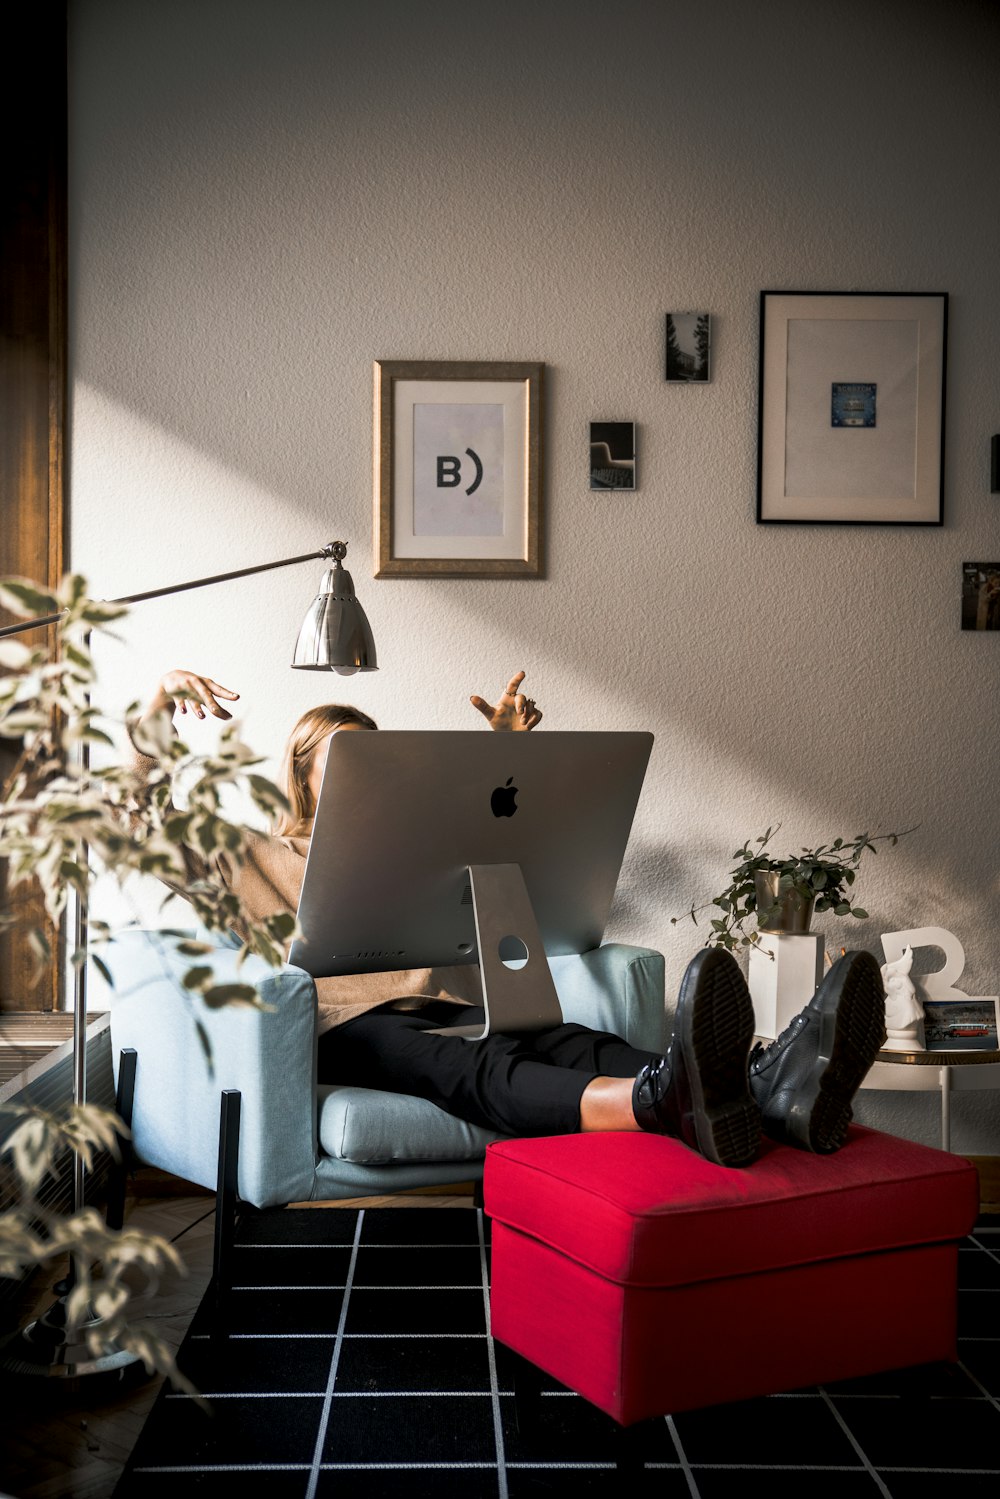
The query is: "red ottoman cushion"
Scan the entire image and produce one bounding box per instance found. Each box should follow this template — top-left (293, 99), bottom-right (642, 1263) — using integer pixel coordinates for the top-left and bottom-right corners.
top-left (485, 1126), bottom-right (979, 1423)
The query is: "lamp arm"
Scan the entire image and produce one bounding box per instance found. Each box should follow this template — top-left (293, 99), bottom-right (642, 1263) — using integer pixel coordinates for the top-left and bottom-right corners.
top-left (0, 540), bottom-right (349, 639)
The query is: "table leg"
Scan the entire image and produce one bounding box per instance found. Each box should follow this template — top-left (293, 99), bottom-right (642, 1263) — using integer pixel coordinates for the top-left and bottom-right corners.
top-left (939, 1066), bottom-right (951, 1151)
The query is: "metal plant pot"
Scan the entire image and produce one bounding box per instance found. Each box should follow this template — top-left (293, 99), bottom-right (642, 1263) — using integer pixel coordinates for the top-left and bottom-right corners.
top-left (754, 871), bottom-right (816, 934)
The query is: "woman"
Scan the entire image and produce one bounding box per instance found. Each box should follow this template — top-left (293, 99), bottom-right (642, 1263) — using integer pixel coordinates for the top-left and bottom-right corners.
top-left (133, 669), bottom-right (884, 1167)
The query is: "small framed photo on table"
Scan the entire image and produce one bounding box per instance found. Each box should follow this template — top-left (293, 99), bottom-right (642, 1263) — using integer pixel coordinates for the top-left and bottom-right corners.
top-left (374, 360), bottom-right (544, 578)
top-left (923, 998), bottom-right (1000, 1052)
top-left (757, 291), bottom-right (948, 526)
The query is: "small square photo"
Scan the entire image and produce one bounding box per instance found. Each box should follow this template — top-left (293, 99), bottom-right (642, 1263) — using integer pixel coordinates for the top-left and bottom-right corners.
top-left (665, 312), bottom-right (711, 383)
top-left (961, 562), bottom-right (1000, 631)
top-left (589, 422), bottom-right (636, 490)
top-left (923, 998), bottom-right (1000, 1052)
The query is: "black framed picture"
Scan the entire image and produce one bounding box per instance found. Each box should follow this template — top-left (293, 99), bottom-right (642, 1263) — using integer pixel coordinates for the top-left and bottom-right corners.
top-left (757, 291), bottom-right (947, 526)
top-left (961, 562), bottom-right (1000, 631)
top-left (665, 312), bottom-right (711, 383)
top-left (589, 422), bottom-right (636, 490)
top-left (923, 998), bottom-right (1000, 1052)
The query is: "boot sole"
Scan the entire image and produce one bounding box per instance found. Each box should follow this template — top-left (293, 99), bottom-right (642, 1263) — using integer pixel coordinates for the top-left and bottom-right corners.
top-left (676, 948), bottom-right (760, 1168)
top-left (786, 952), bottom-right (886, 1153)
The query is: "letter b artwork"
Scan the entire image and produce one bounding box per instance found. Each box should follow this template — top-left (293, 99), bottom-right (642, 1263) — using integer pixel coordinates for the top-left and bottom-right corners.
top-left (436, 449), bottom-right (483, 494)
top-left (413, 402), bottom-right (505, 537)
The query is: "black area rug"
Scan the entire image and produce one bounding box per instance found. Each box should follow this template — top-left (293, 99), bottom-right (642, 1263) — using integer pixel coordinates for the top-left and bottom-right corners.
top-left (114, 1208), bottom-right (1000, 1498)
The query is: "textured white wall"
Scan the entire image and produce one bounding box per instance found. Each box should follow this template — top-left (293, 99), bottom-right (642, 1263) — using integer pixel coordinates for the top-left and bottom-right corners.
top-left (68, 0), bottom-right (1000, 1149)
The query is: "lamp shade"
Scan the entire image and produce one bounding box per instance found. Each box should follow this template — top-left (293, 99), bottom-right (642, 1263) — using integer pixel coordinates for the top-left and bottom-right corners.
top-left (291, 558), bottom-right (378, 674)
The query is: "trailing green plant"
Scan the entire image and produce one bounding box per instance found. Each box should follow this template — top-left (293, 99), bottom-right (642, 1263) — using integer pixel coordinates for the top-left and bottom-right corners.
top-left (0, 573), bottom-right (296, 1387)
top-left (671, 822), bottom-right (918, 953)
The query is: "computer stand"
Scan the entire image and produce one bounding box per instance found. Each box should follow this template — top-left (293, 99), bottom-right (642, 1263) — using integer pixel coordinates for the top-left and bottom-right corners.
top-left (429, 863), bottom-right (564, 1039)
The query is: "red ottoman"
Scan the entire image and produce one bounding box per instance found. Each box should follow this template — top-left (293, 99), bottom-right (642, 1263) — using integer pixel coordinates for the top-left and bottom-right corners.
top-left (485, 1125), bottom-right (979, 1425)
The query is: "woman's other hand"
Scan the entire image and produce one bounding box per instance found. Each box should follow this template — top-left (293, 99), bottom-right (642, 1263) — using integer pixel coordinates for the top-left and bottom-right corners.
top-left (470, 671), bottom-right (542, 732)
top-left (143, 669), bottom-right (240, 722)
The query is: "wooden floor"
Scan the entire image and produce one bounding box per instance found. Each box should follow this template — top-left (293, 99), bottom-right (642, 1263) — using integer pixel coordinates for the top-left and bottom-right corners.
top-left (0, 1176), bottom-right (475, 1499)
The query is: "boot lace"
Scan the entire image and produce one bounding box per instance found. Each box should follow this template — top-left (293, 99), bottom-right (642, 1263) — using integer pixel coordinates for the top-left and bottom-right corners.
top-left (749, 1011), bottom-right (808, 1073)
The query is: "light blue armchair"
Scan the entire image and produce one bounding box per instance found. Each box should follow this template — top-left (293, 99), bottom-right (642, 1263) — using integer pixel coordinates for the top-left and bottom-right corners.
top-left (101, 929), bottom-right (666, 1215)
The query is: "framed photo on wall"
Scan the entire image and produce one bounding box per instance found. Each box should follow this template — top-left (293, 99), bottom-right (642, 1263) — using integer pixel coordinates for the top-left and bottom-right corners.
top-left (373, 360), bottom-right (544, 577)
top-left (665, 312), bottom-right (711, 383)
top-left (589, 421), bottom-right (636, 490)
top-left (961, 562), bottom-right (1000, 631)
top-left (757, 291), bottom-right (948, 526)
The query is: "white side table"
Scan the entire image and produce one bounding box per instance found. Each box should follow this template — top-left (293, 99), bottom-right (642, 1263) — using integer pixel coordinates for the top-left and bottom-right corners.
top-left (860, 1048), bottom-right (1000, 1151)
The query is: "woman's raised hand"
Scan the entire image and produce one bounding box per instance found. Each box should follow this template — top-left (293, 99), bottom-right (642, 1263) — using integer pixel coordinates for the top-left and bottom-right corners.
top-left (145, 669), bottom-right (241, 722)
top-left (470, 670), bottom-right (542, 732)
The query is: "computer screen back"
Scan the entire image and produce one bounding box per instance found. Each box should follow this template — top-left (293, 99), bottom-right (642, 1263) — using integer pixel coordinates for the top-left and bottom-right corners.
top-left (288, 730), bottom-right (653, 979)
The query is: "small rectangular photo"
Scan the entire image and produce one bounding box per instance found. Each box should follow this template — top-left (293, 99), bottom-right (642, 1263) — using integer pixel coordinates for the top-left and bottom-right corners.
top-left (589, 422), bottom-right (636, 490)
top-left (923, 998), bottom-right (1000, 1052)
top-left (665, 312), bottom-right (711, 383)
top-left (961, 562), bottom-right (1000, 631)
top-left (831, 382), bottom-right (877, 428)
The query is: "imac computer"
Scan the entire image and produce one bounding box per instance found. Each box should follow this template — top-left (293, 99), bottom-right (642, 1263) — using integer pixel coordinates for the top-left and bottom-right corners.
top-left (288, 730), bottom-right (653, 1037)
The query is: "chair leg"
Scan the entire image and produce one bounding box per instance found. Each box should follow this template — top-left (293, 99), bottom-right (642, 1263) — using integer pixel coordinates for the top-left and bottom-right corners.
top-left (211, 1089), bottom-right (241, 1332)
top-left (105, 1048), bottom-right (137, 1232)
top-left (496, 1341), bottom-right (545, 1447)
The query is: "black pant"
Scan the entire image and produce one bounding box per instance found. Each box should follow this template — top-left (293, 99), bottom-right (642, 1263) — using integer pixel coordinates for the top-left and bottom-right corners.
top-left (318, 1002), bottom-right (657, 1137)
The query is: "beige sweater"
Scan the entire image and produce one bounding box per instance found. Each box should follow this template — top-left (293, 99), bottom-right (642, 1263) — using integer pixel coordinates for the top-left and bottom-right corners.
top-left (127, 738), bottom-right (480, 1033)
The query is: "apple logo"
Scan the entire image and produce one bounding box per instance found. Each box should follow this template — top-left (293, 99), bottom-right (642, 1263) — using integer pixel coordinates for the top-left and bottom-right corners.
top-left (491, 776), bottom-right (518, 818)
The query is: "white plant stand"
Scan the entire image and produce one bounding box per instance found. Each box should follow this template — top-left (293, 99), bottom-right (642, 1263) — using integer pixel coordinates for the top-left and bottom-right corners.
top-left (747, 932), bottom-right (824, 1040)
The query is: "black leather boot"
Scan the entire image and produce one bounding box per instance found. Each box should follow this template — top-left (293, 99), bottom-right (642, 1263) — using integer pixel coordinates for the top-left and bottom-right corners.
top-left (748, 949), bottom-right (886, 1154)
top-left (632, 947), bottom-right (761, 1168)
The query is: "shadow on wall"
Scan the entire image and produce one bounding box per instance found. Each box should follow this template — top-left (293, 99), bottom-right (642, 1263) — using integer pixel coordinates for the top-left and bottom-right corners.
top-left (71, 380), bottom-right (999, 1003)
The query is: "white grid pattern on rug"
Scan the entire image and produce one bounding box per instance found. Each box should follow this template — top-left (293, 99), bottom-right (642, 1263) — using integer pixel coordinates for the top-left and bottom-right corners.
top-left (116, 1211), bottom-right (1000, 1499)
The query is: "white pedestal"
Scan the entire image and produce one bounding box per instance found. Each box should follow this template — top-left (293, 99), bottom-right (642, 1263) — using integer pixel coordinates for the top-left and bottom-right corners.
top-left (748, 933), bottom-right (824, 1039)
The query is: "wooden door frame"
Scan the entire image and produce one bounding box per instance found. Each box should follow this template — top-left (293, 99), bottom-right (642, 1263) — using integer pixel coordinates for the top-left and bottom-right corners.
top-left (1, 1), bottom-right (68, 1011)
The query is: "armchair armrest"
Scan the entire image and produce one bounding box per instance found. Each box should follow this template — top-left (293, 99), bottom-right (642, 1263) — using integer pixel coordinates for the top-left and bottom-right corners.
top-left (550, 944), bottom-right (666, 1052)
top-left (101, 930), bottom-right (318, 1208)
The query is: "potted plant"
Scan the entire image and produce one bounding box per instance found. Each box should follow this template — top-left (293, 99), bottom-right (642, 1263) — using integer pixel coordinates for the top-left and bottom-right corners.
top-left (672, 822), bottom-right (917, 953)
top-left (0, 573), bottom-right (293, 1388)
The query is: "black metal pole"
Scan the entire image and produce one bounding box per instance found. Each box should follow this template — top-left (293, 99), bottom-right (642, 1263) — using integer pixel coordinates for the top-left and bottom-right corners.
top-left (0, 542), bottom-right (346, 639)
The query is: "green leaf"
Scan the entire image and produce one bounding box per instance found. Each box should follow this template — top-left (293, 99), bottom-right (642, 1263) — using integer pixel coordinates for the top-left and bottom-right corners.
top-left (0, 640), bottom-right (32, 670)
top-left (1, 711), bottom-right (49, 734)
top-left (202, 983), bottom-right (260, 1009)
top-left (164, 813), bottom-right (194, 841)
top-left (851, 907), bottom-right (868, 919)
top-left (56, 573), bottom-right (89, 608)
top-left (91, 953), bottom-right (114, 988)
top-left (78, 601), bottom-right (128, 626)
top-left (181, 965), bottom-right (213, 991)
top-left (265, 911), bottom-right (297, 941)
top-left (61, 640), bottom-right (92, 672)
top-left (0, 578), bottom-right (60, 616)
top-left (73, 726), bottom-right (115, 747)
top-left (194, 1020), bottom-right (215, 1074)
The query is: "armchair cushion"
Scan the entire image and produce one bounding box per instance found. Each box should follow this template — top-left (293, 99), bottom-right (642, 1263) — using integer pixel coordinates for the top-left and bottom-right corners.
top-left (318, 1084), bottom-right (501, 1164)
top-left (315, 943), bottom-right (666, 1166)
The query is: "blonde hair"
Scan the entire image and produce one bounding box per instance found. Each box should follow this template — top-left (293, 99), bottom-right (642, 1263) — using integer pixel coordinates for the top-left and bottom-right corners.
top-left (273, 703), bottom-right (377, 836)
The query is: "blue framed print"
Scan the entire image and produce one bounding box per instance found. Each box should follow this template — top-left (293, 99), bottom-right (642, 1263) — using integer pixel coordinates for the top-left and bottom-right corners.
top-left (757, 291), bottom-right (947, 526)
